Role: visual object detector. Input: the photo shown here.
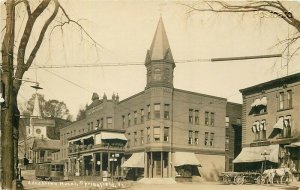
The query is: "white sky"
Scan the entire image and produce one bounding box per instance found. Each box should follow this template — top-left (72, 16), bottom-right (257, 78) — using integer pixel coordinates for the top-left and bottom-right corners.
top-left (3, 0), bottom-right (299, 119)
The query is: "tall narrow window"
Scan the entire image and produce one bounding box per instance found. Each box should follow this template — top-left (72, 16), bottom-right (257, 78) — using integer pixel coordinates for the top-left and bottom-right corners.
top-left (189, 109), bottom-right (193, 124)
top-left (134, 111), bottom-right (138, 125)
top-left (127, 133), bottom-right (130, 148)
top-left (225, 136), bottom-right (229, 150)
top-left (211, 112), bottom-right (215, 126)
top-left (279, 92), bottom-right (284, 110)
top-left (154, 68), bottom-right (161, 81)
top-left (107, 117), bottom-right (112, 128)
top-left (134, 132), bottom-right (137, 145)
top-left (90, 122), bottom-right (93, 130)
top-left (195, 110), bottom-right (199, 124)
top-left (141, 130), bottom-right (144, 144)
top-left (96, 119), bottom-right (100, 128)
top-left (210, 133), bottom-right (215, 146)
top-left (225, 116), bottom-right (229, 127)
top-left (122, 115), bottom-right (125, 128)
top-left (141, 109), bottom-right (145, 124)
top-left (195, 131), bottom-right (199, 144)
top-left (128, 113), bottom-right (131, 126)
top-left (204, 132), bottom-right (209, 146)
top-left (147, 127), bottom-right (151, 143)
top-left (164, 104), bottom-right (170, 119)
top-left (88, 123), bottom-right (90, 131)
top-left (147, 105), bottom-right (151, 120)
top-left (100, 118), bottom-right (103, 128)
top-left (287, 90), bottom-right (292, 109)
top-left (205, 112), bottom-right (209, 125)
top-left (260, 119), bottom-right (267, 140)
top-left (153, 127), bottom-right (160, 142)
top-left (154, 104), bottom-right (161, 119)
top-left (164, 127), bottom-right (169, 142)
top-left (188, 130), bottom-right (193, 144)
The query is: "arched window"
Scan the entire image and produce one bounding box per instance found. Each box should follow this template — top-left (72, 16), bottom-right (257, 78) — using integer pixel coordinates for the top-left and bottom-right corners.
top-left (154, 68), bottom-right (161, 81)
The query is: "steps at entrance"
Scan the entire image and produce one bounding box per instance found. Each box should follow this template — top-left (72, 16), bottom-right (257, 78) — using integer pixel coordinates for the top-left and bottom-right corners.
top-left (138, 178), bottom-right (177, 184)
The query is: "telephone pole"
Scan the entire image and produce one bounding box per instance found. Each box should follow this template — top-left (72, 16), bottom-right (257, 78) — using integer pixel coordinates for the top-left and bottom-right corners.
top-left (1, 0), bottom-right (15, 189)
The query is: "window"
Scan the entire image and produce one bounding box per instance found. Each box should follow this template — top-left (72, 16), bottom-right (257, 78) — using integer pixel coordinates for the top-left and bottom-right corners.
top-left (189, 109), bottom-right (193, 124)
top-left (141, 130), bottom-right (144, 144)
top-left (122, 115), bottom-right (125, 128)
top-left (147, 105), bottom-right (151, 120)
top-left (107, 117), bottom-right (112, 128)
top-left (153, 127), bottom-right (160, 142)
top-left (88, 123), bottom-right (90, 130)
top-left (134, 111), bottom-right (138, 125)
top-left (127, 133), bottom-right (130, 148)
top-left (128, 113), bottom-right (131, 126)
top-left (96, 120), bottom-right (100, 128)
top-left (225, 136), bottom-right (229, 150)
top-left (211, 113), bottom-right (215, 126)
top-left (164, 127), bottom-right (169, 142)
top-left (134, 132), bottom-right (137, 145)
top-left (210, 133), bottom-right (214, 146)
top-left (236, 118), bottom-right (241, 125)
top-left (283, 115), bottom-right (292, 138)
top-left (100, 118), bottom-right (103, 128)
top-left (204, 132), bottom-right (209, 146)
top-left (259, 119), bottom-right (267, 140)
top-left (164, 104), bottom-right (170, 119)
top-left (195, 131), bottom-right (199, 144)
top-left (154, 68), bottom-right (161, 80)
top-left (225, 117), bottom-right (229, 127)
top-left (141, 109), bottom-right (145, 123)
top-left (287, 90), bottom-right (293, 108)
top-left (154, 104), bottom-right (161, 118)
top-left (90, 122), bottom-right (93, 130)
top-left (205, 112), bottom-right (209, 125)
top-left (147, 127), bottom-right (151, 143)
top-left (279, 92), bottom-right (284, 110)
top-left (195, 110), bottom-right (199, 124)
top-left (188, 130), bottom-right (193, 144)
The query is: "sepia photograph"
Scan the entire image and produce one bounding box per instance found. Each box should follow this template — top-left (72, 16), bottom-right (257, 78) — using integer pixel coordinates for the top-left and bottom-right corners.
top-left (1, 0), bottom-right (300, 190)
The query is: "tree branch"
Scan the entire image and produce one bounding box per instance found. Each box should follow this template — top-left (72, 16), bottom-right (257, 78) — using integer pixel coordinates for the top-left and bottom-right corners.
top-left (56, 2), bottom-right (102, 48)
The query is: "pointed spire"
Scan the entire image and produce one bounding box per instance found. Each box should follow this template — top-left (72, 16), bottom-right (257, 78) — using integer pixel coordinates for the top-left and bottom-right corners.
top-left (149, 17), bottom-right (174, 62)
top-left (32, 94), bottom-right (41, 118)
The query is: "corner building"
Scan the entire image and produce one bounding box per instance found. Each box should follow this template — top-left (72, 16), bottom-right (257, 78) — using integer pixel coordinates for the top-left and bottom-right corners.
top-left (61, 17), bottom-right (241, 182)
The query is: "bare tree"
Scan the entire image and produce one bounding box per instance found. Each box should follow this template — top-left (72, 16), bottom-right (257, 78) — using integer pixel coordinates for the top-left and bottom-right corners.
top-left (181, 1), bottom-right (300, 57)
top-left (1, 0), bottom-right (99, 188)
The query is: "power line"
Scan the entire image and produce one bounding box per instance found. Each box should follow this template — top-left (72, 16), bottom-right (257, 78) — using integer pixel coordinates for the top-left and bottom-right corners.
top-left (2, 53), bottom-right (282, 69)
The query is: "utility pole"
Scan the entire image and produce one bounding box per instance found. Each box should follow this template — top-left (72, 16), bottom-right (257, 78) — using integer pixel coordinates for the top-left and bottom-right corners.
top-left (1, 0), bottom-right (15, 189)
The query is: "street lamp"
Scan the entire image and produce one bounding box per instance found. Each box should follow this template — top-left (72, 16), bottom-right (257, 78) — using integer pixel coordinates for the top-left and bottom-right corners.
top-left (260, 150), bottom-right (270, 185)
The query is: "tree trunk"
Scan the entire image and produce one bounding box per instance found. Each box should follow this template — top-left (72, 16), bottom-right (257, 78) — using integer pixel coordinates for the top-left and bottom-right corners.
top-left (1, 0), bottom-right (15, 188)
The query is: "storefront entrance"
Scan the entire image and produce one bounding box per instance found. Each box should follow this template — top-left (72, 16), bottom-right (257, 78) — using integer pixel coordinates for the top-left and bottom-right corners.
top-left (147, 151), bottom-right (169, 178)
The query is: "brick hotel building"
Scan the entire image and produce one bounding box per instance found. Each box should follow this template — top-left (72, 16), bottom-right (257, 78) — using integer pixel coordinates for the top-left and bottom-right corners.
top-left (58, 17), bottom-right (242, 182)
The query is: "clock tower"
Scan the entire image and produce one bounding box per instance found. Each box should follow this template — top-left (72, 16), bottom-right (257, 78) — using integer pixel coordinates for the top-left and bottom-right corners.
top-left (145, 17), bottom-right (175, 89)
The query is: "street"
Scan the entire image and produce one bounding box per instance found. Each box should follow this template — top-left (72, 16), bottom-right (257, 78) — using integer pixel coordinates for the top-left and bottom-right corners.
top-left (22, 180), bottom-right (300, 190)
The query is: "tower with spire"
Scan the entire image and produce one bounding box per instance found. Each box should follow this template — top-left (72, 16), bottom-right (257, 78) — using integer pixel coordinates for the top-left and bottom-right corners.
top-left (145, 17), bottom-right (175, 89)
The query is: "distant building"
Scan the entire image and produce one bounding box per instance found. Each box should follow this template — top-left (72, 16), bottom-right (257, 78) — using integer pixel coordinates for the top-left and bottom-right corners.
top-left (59, 17), bottom-right (241, 182)
top-left (234, 73), bottom-right (300, 175)
top-left (18, 94), bottom-right (70, 167)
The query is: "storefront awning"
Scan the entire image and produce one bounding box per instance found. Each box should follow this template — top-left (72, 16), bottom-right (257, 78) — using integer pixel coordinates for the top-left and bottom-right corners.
top-left (121, 152), bottom-right (144, 168)
top-left (285, 142), bottom-right (300, 148)
top-left (101, 132), bottom-right (127, 141)
top-left (233, 144), bottom-right (279, 163)
top-left (174, 152), bottom-right (201, 166)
